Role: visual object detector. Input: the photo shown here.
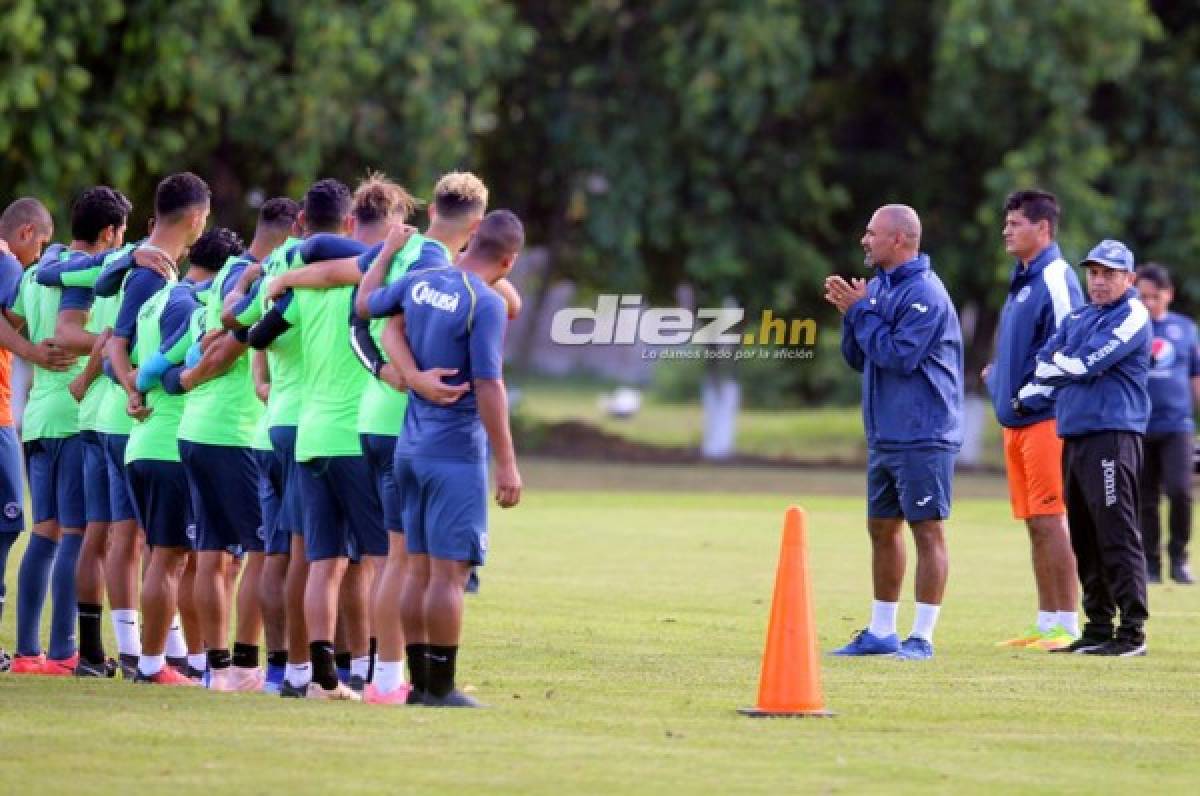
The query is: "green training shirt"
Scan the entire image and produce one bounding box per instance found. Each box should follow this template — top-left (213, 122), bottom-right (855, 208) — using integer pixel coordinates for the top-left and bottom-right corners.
top-left (238, 238), bottom-right (305, 430)
top-left (12, 259), bottom-right (85, 440)
top-left (125, 284), bottom-right (198, 464)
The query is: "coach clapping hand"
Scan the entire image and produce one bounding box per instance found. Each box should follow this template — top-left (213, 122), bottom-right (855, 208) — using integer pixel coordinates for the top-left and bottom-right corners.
top-left (824, 275), bottom-right (867, 314)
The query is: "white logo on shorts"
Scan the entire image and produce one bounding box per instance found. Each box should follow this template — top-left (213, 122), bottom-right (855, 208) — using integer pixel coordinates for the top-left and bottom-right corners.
top-left (911, 303), bottom-right (929, 314)
top-left (186, 523), bottom-right (197, 541)
top-left (480, 531), bottom-right (489, 553)
top-left (4, 502), bottom-right (19, 519)
top-left (916, 495), bottom-right (933, 507)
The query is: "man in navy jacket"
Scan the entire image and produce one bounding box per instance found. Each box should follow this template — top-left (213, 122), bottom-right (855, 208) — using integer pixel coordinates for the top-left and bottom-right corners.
top-left (1017, 239), bottom-right (1151, 656)
top-left (825, 204), bottom-right (963, 661)
top-left (985, 190), bottom-right (1084, 651)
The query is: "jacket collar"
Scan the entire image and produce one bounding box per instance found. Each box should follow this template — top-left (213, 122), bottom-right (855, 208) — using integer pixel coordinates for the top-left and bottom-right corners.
top-left (877, 253), bottom-right (929, 289)
top-left (1010, 243), bottom-right (1063, 288)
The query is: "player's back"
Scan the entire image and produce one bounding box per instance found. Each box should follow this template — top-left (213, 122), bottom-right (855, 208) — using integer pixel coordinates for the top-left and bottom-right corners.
top-left (396, 266), bottom-right (507, 461)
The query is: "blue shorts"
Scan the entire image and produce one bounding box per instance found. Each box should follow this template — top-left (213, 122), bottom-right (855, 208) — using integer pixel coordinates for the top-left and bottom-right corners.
top-left (866, 448), bottom-right (956, 522)
top-left (361, 433), bottom-right (402, 532)
top-left (126, 459), bottom-right (192, 549)
top-left (99, 433), bottom-right (136, 523)
top-left (180, 441), bottom-right (263, 554)
top-left (0, 426), bottom-right (24, 532)
top-left (24, 435), bottom-right (86, 530)
top-left (269, 426), bottom-right (301, 536)
top-left (296, 455), bottom-right (386, 562)
top-left (396, 456), bottom-right (489, 565)
top-left (255, 449), bottom-right (287, 555)
top-left (79, 431), bottom-right (113, 524)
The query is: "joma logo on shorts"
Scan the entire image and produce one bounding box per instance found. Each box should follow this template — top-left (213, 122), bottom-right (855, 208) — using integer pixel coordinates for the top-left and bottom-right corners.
top-left (411, 281), bottom-right (460, 312)
top-left (1101, 458), bottom-right (1117, 507)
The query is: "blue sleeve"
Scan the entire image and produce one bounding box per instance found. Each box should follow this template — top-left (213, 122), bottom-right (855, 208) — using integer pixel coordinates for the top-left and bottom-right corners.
top-left (94, 258), bottom-right (136, 297)
top-left (162, 365), bottom-right (187, 395)
top-left (357, 242), bottom-right (386, 274)
top-left (158, 297), bottom-right (195, 355)
top-left (1190, 324), bottom-right (1200, 379)
top-left (35, 251), bottom-right (105, 288)
top-left (60, 286), bottom-right (94, 312)
top-left (113, 270), bottom-right (166, 339)
top-left (135, 351), bottom-right (174, 392)
top-left (840, 314), bottom-right (865, 372)
top-left (299, 234), bottom-right (367, 264)
top-left (366, 278), bottom-right (408, 319)
top-left (220, 262), bottom-right (250, 301)
top-left (469, 292), bottom-right (507, 380)
top-left (844, 288), bottom-right (946, 375)
top-left (0, 253), bottom-right (22, 310)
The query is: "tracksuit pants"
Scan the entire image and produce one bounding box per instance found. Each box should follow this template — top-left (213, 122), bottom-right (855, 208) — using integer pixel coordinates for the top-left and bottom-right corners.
top-left (1138, 431), bottom-right (1192, 572)
top-left (1063, 431), bottom-right (1149, 644)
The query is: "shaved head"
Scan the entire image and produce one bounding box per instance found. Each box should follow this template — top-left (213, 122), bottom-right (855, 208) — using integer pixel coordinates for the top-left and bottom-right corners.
top-left (0, 197), bottom-right (52, 239)
top-left (876, 204), bottom-right (922, 244)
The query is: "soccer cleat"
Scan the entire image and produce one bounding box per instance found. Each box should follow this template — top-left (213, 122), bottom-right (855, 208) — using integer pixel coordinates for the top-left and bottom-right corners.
top-left (0, 648), bottom-right (11, 673)
top-left (118, 653), bottom-right (140, 680)
top-left (1080, 638), bottom-right (1147, 657)
top-left (186, 665), bottom-right (207, 684)
top-left (41, 653), bottom-right (80, 676)
top-left (9, 653), bottom-right (46, 674)
top-left (348, 674), bottom-right (366, 695)
top-left (364, 682), bottom-right (413, 705)
top-left (305, 681), bottom-right (362, 701)
top-left (1030, 626), bottom-right (1077, 651)
top-left (1170, 561), bottom-right (1194, 585)
top-left (422, 689), bottom-right (484, 708)
top-left (1048, 635), bottom-right (1111, 654)
top-left (134, 666), bottom-right (200, 686)
top-left (830, 628), bottom-right (900, 656)
top-left (166, 656), bottom-right (190, 675)
top-left (406, 689), bottom-right (429, 706)
top-left (894, 636), bottom-right (934, 661)
top-left (994, 625), bottom-right (1048, 648)
top-left (208, 666), bottom-right (265, 692)
top-left (75, 658), bottom-right (118, 678)
top-left (280, 680), bottom-right (309, 698)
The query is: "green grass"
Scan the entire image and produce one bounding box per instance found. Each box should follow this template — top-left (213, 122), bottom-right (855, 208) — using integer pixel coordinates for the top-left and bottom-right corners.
top-left (514, 381), bottom-right (1006, 465)
top-left (2, 466), bottom-right (1197, 793)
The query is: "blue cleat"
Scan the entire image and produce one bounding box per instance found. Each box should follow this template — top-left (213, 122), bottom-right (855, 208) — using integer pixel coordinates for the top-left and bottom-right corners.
top-left (894, 636), bottom-right (934, 660)
top-left (830, 628), bottom-right (900, 656)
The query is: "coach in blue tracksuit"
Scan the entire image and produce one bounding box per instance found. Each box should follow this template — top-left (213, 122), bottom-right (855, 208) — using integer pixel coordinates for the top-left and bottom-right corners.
top-left (1017, 239), bottom-right (1151, 656)
top-left (825, 204), bottom-right (964, 661)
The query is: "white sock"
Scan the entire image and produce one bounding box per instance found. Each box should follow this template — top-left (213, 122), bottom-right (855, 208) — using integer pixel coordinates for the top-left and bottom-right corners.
top-left (1036, 610), bottom-right (1057, 633)
top-left (112, 610), bottom-right (141, 656)
top-left (910, 602), bottom-right (941, 642)
top-left (165, 618), bottom-right (187, 658)
top-left (868, 600), bottom-right (898, 638)
top-left (138, 653), bottom-right (165, 677)
top-left (187, 653), bottom-right (207, 672)
top-left (1056, 610), bottom-right (1080, 637)
top-left (351, 655), bottom-right (370, 680)
top-left (285, 662), bottom-right (312, 688)
top-left (373, 660), bottom-right (406, 694)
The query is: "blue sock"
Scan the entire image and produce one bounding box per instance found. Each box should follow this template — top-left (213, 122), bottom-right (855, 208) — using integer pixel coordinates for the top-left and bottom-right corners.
top-left (0, 531), bottom-right (17, 625)
top-left (16, 533), bottom-right (58, 656)
top-left (337, 666), bottom-right (351, 684)
top-left (266, 662), bottom-right (285, 684)
top-left (49, 533), bottom-right (83, 660)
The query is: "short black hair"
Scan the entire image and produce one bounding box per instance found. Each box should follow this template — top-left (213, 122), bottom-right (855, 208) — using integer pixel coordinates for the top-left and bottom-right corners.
top-left (187, 226), bottom-right (244, 271)
top-left (470, 209), bottom-right (525, 261)
top-left (1136, 262), bottom-right (1173, 291)
top-left (1003, 189), bottom-right (1059, 236)
top-left (70, 186), bottom-right (132, 243)
top-left (259, 197), bottom-right (300, 230)
top-left (302, 179), bottom-right (352, 232)
top-left (154, 172), bottom-right (211, 221)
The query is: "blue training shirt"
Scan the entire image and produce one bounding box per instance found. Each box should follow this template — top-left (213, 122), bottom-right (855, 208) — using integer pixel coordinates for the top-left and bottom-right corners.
top-left (1146, 311), bottom-right (1200, 434)
top-left (0, 252), bottom-right (23, 309)
top-left (383, 265), bottom-right (507, 461)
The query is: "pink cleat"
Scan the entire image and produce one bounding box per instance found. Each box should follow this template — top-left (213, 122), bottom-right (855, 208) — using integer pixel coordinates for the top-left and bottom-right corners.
top-left (41, 653), bottom-right (80, 676)
top-left (9, 653), bottom-right (46, 675)
top-left (365, 682), bottom-right (413, 705)
top-left (208, 666), bottom-right (265, 692)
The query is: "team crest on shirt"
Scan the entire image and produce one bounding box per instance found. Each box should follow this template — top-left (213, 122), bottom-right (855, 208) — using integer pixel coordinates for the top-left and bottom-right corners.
top-left (1151, 337), bottom-right (1176, 370)
top-left (1015, 286), bottom-right (1032, 303)
top-left (4, 502), bottom-right (19, 519)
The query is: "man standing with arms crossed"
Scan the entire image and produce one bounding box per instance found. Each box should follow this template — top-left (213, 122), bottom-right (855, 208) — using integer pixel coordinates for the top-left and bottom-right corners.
top-left (986, 190), bottom-right (1084, 651)
top-left (1016, 239), bottom-right (1151, 656)
top-left (825, 204), bottom-right (963, 661)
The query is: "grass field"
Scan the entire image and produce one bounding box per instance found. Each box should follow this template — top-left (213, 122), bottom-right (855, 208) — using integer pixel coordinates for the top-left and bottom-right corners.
top-left (2, 463), bottom-right (1198, 794)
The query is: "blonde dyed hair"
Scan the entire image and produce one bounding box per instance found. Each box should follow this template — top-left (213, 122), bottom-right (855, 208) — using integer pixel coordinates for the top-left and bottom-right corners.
top-left (353, 171), bottom-right (420, 224)
top-left (433, 171), bottom-right (488, 221)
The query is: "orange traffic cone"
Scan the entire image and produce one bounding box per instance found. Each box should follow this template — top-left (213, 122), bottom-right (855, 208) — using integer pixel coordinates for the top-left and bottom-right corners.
top-left (739, 506), bottom-right (834, 718)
